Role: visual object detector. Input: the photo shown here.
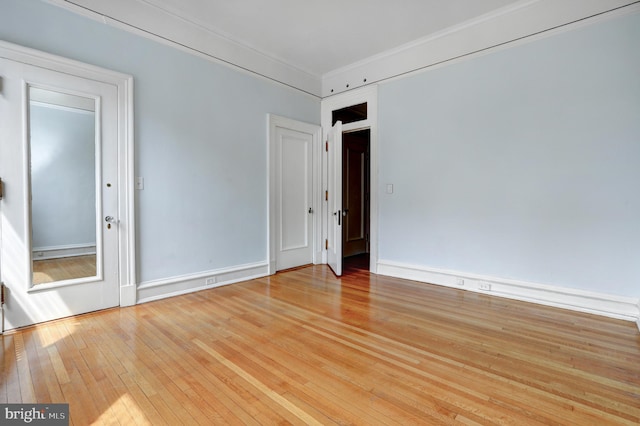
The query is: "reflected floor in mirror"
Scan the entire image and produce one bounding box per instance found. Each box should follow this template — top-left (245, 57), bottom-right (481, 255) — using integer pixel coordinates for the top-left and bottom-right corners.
top-left (32, 254), bottom-right (96, 284)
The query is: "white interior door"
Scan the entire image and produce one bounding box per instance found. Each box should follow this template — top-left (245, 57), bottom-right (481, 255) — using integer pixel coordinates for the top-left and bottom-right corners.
top-left (0, 57), bottom-right (120, 330)
top-left (268, 115), bottom-right (321, 273)
top-left (275, 126), bottom-right (314, 270)
top-left (327, 121), bottom-right (343, 276)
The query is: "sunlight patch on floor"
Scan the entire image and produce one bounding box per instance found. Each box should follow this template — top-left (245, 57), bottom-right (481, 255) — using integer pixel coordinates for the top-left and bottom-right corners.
top-left (92, 394), bottom-right (151, 425)
top-left (35, 321), bottom-right (77, 348)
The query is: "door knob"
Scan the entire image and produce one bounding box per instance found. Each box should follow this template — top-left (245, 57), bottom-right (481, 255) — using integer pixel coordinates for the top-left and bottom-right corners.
top-left (105, 216), bottom-right (118, 224)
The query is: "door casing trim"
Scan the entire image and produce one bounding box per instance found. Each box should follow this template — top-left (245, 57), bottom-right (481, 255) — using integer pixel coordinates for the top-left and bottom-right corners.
top-left (267, 114), bottom-right (322, 275)
top-left (321, 86), bottom-right (378, 273)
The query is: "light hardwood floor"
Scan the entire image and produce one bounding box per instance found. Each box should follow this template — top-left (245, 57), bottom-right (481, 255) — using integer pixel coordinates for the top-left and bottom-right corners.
top-left (33, 255), bottom-right (97, 285)
top-left (2, 263), bottom-right (639, 425)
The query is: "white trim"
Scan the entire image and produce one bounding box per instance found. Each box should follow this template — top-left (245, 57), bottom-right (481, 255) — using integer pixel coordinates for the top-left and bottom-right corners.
top-left (322, 0), bottom-right (640, 97)
top-left (0, 40), bottom-right (132, 87)
top-left (137, 262), bottom-right (269, 304)
top-left (267, 114), bottom-right (322, 275)
top-left (0, 40), bottom-right (136, 307)
top-left (93, 88), bottom-right (105, 285)
top-left (21, 80), bottom-right (33, 290)
top-left (321, 86), bottom-right (378, 273)
top-left (323, 0), bottom-right (539, 81)
top-left (30, 87), bottom-right (96, 111)
top-left (42, 0), bottom-right (638, 99)
top-left (32, 243), bottom-right (96, 260)
top-left (30, 100), bottom-right (95, 115)
top-left (44, 0), bottom-right (321, 98)
top-left (27, 275), bottom-right (104, 293)
top-left (118, 75), bottom-right (136, 306)
top-left (377, 260), bottom-right (640, 323)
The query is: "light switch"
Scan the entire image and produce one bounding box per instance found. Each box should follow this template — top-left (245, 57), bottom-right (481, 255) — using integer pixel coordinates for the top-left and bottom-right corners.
top-left (386, 184), bottom-right (393, 194)
top-left (136, 177), bottom-right (144, 190)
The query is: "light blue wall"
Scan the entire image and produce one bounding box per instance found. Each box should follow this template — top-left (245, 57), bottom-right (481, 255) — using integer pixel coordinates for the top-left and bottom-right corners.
top-left (378, 12), bottom-right (640, 298)
top-left (0, 0), bottom-right (320, 282)
top-left (3, 1), bottom-right (638, 300)
top-left (30, 104), bottom-right (96, 249)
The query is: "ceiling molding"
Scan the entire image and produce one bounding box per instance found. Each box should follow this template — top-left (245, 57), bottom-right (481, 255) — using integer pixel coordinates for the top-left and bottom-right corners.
top-left (322, 0), bottom-right (540, 82)
top-left (321, 0), bottom-right (639, 97)
top-left (44, 0), bottom-right (638, 99)
top-left (46, 0), bottom-right (322, 97)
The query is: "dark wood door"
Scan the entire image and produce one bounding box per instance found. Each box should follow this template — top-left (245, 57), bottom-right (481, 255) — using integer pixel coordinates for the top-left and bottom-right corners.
top-left (342, 130), bottom-right (370, 258)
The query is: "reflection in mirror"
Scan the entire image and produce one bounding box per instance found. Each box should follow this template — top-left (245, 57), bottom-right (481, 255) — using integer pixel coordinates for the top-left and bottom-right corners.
top-left (29, 87), bottom-right (98, 285)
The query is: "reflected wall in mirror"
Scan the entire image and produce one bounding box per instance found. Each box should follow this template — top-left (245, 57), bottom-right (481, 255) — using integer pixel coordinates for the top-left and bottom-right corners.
top-left (29, 87), bottom-right (98, 285)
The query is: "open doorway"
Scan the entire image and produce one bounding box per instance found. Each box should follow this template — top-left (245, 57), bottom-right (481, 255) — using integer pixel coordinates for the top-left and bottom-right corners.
top-left (342, 129), bottom-right (370, 274)
top-left (322, 85), bottom-right (378, 276)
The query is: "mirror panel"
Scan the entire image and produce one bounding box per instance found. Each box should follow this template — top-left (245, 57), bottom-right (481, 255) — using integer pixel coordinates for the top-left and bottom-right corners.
top-left (29, 87), bottom-right (99, 285)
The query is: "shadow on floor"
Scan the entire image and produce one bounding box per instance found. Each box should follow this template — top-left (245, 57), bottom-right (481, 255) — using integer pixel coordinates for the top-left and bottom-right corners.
top-left (343, 253), bottom-right (369, 273)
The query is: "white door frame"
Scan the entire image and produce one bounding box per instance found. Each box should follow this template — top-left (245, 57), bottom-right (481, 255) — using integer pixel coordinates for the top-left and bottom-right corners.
top-left (267, 114), bottom-right (322, 275)
top-left (0, 40), bottom-right (136, 307)
top-left (321, 85), bottom-right (378, 273)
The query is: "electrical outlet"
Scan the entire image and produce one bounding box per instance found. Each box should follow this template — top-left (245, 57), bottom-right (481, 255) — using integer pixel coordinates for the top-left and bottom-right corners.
top-left (479, 282), bottom-right (492, 291)
top-left (455, 278), bottom-right (464, 286)
top-left (206, 277), bottom-right (216, 285)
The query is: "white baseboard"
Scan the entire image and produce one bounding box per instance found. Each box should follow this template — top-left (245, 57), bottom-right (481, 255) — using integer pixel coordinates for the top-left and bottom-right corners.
top-left (136, 261), bottom-right (269, 304)
top-left (32, 243), bottom-right (96, 260)
top-left (377, 260), bottom-right (640, 325)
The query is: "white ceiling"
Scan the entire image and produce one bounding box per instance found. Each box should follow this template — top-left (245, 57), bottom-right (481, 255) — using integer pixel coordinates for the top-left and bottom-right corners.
top-left (56, 0), bottom-right (638, 96)
top-left (138, 0), bottom-right (520, 76)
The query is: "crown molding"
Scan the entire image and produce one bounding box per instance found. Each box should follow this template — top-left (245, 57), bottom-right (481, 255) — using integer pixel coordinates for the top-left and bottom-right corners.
top-left (43, 0), bottom-right (638, 99)
top-left (322, 0), bottom-right (639, 97)
top-left (45, 0), bottom-right (322, 97)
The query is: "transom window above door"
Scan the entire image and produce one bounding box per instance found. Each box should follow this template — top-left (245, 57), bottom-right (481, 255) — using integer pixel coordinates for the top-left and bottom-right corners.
top-left (332, 102), bottom-right (367, 125)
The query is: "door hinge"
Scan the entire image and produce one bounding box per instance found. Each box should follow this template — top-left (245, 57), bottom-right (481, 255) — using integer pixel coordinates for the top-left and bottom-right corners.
top-left (325, 141), bottom-right (328, 152)
top-left (325, 190), bottom-right (328, 201)
top-left (0, 177), bottom-right (3, 200)
top-left (1, 283), bottom-right (5, 306)
top-left (325, 239), bottom-right (328, 250)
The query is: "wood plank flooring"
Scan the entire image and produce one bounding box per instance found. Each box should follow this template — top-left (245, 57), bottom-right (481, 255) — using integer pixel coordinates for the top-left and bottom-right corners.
top-left (2, 264), bottom-right (639, 425)
top-left (33, 255), bottom-right (96, 285)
